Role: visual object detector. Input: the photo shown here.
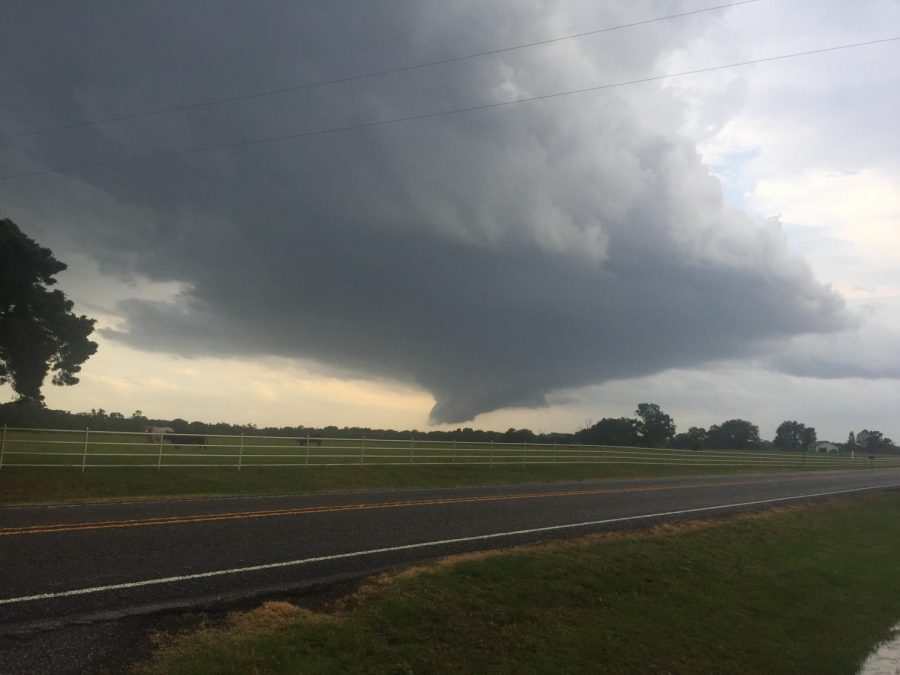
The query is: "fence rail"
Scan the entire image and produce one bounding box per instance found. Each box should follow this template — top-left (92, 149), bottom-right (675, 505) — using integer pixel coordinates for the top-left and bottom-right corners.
top-left (0, 425), bottom-right (896, 472)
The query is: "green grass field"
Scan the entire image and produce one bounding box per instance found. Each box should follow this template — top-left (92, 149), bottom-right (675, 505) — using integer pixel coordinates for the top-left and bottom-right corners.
top-left (137, 492), bottom-right (900, 674)
top-left (1, 427), bottom-right (893, 505)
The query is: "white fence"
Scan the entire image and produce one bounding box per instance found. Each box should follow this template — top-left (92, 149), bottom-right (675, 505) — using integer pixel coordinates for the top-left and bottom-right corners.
top-left (1, 425), bottom-right (897, 472)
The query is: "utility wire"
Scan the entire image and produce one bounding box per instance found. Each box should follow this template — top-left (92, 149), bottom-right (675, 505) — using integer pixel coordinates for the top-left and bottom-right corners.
top-left (0, 1), bottom-right (759, 141)
top-left (1, 35), bottom-right (897, 182)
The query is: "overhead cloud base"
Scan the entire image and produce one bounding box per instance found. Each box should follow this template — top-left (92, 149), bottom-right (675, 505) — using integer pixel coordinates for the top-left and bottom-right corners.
top-left (1, 1), bottom-right (850, 423)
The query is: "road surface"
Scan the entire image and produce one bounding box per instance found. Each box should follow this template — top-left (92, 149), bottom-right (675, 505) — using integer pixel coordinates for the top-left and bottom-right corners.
top-left (3, 468), bottom-right (900, 637)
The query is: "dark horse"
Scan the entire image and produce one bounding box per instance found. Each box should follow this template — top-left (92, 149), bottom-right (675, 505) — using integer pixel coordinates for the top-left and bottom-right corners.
top-left (168, 434), bottom-right (206, 446)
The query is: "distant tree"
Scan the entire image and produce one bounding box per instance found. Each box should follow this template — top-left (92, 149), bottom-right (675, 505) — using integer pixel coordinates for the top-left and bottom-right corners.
top-left (502, 427), bottom-right (537, 443)
top-left (846, 431), bottom-right (857, 453)
top-left (634, 403), bottom-right (675, 447)
top-left (575, 417), bottom-right (641, 447)
top-left (774, 421), bottom-right (817, 451)
top-left (800, 426), bottom-right (817, 451)
top-left (856, 430), bottom-right (895, 452)
top-left (707, 419), bottom-right (760, 450)
top-left (671, 426), bottom-right (708, 450)
top-left (0, 218), bottom-right (97, 403)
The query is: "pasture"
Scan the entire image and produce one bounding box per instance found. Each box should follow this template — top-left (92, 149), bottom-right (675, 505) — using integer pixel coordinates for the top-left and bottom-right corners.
top-left (2, 427), bottom-right (889, 470)
top-left (2, 426), bottom-right (897, 505)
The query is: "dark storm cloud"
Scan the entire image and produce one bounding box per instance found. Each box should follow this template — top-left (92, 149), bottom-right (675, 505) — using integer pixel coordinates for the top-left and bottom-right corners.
top-left (0, 1), bottom-right (849, 422)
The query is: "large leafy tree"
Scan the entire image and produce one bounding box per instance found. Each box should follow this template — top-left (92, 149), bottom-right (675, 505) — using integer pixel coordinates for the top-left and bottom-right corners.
top-left (634, 402), bottom-right (676, 447)
top-left (856, 430), bottom-right (895, 452)
top-left (575, 417), bottom-right (641, 447)
top-left (774, 420), bottom-right (817, 451)
top-left (671, 426), bottom-right (708, 450)
top-left (706, 419), bottom-right (760, 450)
top-left (502, 427), bottom-right (537, 443)
top-left (0, 218), bottom-right (97, 403)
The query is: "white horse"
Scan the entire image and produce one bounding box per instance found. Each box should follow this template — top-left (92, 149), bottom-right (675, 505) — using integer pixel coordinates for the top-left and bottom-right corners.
top-left (145, 426), bottom-right (174, 444)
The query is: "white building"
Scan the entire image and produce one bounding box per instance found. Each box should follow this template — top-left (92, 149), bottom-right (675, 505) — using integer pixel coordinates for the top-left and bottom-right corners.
top-left (813, 441), bottom-right (840, 453)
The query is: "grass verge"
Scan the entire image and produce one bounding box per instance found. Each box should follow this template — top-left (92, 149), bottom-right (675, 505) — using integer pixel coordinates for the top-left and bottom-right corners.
top-left (0, 462), bottom-right (822, 506)
top-left (137, 492), bottom-right (900, 674)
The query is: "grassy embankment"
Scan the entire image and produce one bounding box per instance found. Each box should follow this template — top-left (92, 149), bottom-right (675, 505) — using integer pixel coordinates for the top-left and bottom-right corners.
top-left (0, 428), bottom-right (882, 505)
top-left (139, 492), bottom-right (900, 674)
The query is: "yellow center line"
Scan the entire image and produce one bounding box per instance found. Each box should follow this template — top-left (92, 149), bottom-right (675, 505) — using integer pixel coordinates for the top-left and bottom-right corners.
top-left (0, 476), bottom-right (799, 537)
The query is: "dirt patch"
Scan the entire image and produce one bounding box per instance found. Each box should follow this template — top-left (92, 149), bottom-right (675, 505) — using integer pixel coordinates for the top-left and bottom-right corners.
top-left (225, 600), bottom-right (332, 633)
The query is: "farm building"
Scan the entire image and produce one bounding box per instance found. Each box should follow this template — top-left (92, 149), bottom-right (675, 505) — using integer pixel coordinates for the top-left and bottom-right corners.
top-left (812, 441), bottom-right (840, 453)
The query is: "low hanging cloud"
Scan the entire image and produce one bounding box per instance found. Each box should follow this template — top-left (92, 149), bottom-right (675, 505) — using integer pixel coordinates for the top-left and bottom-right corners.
top-left (0, 1), bottom-right (849, 422)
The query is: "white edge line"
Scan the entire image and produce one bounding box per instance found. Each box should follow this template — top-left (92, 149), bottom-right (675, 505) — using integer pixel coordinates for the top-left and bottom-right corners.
top-left (3, 483), bottom-right (898, 606)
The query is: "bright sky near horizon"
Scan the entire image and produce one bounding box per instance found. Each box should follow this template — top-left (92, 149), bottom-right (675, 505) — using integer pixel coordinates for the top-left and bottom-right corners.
top-left (1, 1), bottom-right (898, 440)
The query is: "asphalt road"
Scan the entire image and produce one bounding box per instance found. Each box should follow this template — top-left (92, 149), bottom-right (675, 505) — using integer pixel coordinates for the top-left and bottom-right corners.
top-left (3, 467), bottom-right (900, 639)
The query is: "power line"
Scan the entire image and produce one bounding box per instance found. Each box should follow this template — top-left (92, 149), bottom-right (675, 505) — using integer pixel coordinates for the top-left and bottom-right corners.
top-left (0, 1), bottom-right (759, 141)
top-left (1, 36), bottom-right (897, 182)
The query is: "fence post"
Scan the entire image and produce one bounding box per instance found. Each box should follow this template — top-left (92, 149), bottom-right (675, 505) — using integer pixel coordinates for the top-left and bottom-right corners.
top-left (361, 436), bottom-right (365, 465)
top-left (490, 440), bottom-right (494, 466)
top-left (410, 437), bottom-right (414, 465)
top-left (157, 429), bottom-right (165, 470)
top-left (81, 427), bottom-right (90, 472)
top-left (238, 433), bottom-right (244, 470)
top-left (0, 424), bottom-right (6, 471)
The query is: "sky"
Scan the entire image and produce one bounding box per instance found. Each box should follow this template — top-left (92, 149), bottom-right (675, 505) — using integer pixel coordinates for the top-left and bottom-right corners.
top-left (1, 0), bottom-right (898, 440)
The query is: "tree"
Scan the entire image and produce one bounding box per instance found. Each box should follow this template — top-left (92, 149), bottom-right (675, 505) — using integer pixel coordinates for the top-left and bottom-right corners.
top-left (707, 419), bottom-right (760, 450)
top-left (856, 430), bottom-right (895, 452)
top-left (671, 426), bottom-right (707, 450)
top-left (575, 417), bottom-right (641, 447)
top-left (800, 425), bottom-right (817, 450)
top-left (502, 427), bottom-right (537, 443)
top-left (634, 402), bottom-right (675, 447)
top-left (0, 218), bottom-right (97, 403)
top-left (774, 420), bottom-right (817, 452)
top-left (846, 431), bottom-right (857, 453)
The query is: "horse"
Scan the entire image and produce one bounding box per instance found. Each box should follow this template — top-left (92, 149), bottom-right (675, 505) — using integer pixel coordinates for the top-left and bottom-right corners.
top-left (168, 434), bottom-right (207, 447)
top-left (145, 426), bottom-right (174, 444)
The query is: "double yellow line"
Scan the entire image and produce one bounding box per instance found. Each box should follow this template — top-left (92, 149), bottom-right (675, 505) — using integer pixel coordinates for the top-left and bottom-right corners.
top-left (0, 477), bottom-right (784, 537)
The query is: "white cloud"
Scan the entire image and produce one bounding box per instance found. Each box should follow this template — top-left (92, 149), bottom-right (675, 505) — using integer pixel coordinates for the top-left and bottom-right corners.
top-left (755, 170), bottom-right (900, 258)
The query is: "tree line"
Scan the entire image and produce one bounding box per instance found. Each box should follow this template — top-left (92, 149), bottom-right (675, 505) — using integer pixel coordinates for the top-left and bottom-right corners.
top-left (0, 400), bottom-right (894, 453)
top-left (0, 401), bottom-right (563, 444)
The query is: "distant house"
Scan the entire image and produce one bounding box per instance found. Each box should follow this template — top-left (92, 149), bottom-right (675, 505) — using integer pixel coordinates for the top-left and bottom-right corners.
top-left (813, 441), bottom-right (839, 453)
